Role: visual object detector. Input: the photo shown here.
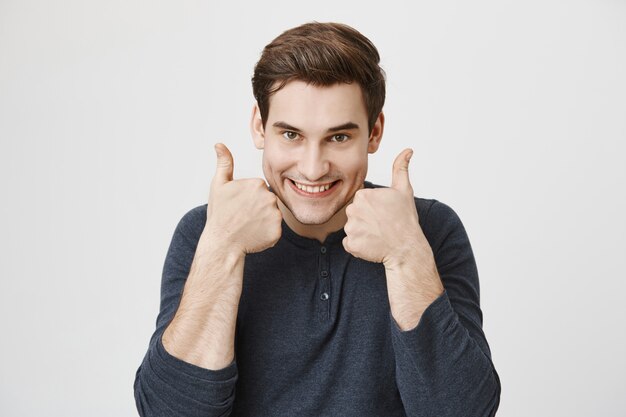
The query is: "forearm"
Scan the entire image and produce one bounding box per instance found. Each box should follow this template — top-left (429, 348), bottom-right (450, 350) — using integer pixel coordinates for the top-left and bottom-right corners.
top-left (387, 200), bottom-right (501, 416)
top-left (162, 230), bottom-right (246, 370)
top-left (384, 247), bottom-right (444, 331)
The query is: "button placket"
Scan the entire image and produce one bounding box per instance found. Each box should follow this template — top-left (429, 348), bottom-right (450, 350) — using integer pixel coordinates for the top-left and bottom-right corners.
top-left (318, 245), bottom-right (331, 321)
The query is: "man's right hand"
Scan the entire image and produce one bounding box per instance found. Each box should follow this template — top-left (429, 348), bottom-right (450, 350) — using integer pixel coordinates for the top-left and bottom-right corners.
top-left (161, 142), bottom-right (276, 370)
top-left (204, 142), bottom-right (283, 255)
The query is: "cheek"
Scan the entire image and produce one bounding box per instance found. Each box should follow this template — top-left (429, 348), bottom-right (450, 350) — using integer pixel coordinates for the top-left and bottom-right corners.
top-left (263, 147), bottom-right (292, 176)
top-left (338, 150), bottom-right (368, 176)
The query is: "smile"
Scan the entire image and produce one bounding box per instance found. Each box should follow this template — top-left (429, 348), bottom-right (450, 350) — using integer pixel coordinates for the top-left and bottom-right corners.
top-left (287, 179), bottom-right (340, 197)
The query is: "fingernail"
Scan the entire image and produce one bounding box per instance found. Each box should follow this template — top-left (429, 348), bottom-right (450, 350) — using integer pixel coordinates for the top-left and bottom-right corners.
top-left (406, 150), bottom-right (413, 162)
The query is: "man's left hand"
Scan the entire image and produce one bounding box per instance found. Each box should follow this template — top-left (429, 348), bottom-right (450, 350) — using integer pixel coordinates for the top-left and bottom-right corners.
top-left (342, 148), bottom-right (427, 269)
top-left (342, 149), bottom-right (444, 329)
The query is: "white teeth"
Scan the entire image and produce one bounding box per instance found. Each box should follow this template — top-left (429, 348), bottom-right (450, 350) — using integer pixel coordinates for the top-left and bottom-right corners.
top-left (294, 181), bottom-right (332, 193)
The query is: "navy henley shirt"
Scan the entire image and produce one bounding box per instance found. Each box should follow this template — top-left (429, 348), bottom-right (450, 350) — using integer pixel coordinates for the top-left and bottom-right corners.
top-left (134, 180), bottom-right (501, 416)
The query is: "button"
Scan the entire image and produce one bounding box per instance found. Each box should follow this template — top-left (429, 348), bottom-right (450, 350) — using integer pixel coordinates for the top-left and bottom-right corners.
top-left (320, 292), bottom-right (329, 300)
top-left (321, 270), bottom-right (328, 278)
top-left (320, 246), bottom-right (327, 254)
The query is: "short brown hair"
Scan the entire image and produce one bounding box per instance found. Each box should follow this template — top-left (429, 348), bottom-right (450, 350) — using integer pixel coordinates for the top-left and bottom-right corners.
top-left (252, 22), bottom-right (386, 135)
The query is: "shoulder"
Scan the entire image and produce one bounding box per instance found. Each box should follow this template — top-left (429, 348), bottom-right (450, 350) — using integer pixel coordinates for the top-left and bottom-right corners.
top-left (173, 204), bottom-right (208, 240)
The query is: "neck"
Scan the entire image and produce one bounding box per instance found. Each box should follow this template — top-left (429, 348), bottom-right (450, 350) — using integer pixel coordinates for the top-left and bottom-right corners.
top-left (278, 201), bottom-right (348, 244)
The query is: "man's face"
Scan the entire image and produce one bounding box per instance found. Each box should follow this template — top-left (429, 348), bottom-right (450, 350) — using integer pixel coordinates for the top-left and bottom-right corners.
top-left (251, 80), bottom-right (383, 228)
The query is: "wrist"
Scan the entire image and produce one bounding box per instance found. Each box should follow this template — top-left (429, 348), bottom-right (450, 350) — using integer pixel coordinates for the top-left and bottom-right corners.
top-left (199, 226), bottom-right (246, 261)
top-left (185, 229), bottom-right (247, 295)
top-left (383, 245), bottom-right (419, 272)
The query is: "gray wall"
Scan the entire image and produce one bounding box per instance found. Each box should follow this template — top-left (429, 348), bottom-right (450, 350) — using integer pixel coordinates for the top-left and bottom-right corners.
top-left (1, 0), bottom-right (624, 416)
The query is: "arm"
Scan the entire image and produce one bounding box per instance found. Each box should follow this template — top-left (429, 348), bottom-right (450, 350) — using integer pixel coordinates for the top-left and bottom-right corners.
top-left (133, 206), bottom-right (243, 417)
top-left (388, 200), bottom-right (501, 417)
top-left (341, 153), bottom-right (500, 416)
top-left (134, 144), bottom-right (282, 416)
top-left (163, 228), bottom-right (245, 371)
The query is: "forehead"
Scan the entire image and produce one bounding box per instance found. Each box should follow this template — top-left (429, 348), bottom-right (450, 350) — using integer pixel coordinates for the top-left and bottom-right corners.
top-left (267, 80), bottom-right (367, 130)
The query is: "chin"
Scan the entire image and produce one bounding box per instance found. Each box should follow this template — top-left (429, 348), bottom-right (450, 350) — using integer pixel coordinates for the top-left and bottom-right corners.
top-left (292, 212), bottom-right (335, 226)
top-left (288, 199), bottom-right (346, 225)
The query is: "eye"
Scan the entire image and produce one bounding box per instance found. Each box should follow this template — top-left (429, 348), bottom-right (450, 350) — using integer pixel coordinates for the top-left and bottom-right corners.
top-left (282, 131), bottom-right (299, 141)
top-left (330, 134), bottom-right (350, 143)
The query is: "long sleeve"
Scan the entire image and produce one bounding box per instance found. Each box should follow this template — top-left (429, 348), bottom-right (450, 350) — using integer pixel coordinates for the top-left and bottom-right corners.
top-left (389, 200), bottom-right (501, 417)
top-left (133, 205), bottom-right (238, 417)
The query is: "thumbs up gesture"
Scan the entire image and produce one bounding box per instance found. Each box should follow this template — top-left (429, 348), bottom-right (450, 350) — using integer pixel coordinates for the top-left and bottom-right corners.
top-left (342, 149), bottom-right (427, 269)
top-left (204, 143), bottom-right (283, 255)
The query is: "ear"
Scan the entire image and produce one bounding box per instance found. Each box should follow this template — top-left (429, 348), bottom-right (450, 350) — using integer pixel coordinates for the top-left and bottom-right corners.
top-left (250, 103), bottom-right (265, 150)
top-left (367, 111), bottom-right (385, 154)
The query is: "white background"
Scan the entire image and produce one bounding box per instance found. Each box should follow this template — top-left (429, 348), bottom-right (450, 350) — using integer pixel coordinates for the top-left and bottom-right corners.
top-left (1, 1), bottom-right (625, 416)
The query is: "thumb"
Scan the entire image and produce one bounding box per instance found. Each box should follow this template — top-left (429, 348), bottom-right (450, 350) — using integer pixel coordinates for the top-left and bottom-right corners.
top-left (212, 143), bottom-right (234, 186)
top-left (391, 148), bottom-right (414, 194)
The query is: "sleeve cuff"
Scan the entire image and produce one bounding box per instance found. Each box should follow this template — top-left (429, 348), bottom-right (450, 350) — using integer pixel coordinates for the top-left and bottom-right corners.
top-left (134, 333), bottom-right (239, 414)
top-left (155, 333), bottom-right (238, 382)
top-left (141, 333), bottom-right (238, 406)
top-left (390, 289), bottom-right (458, 340)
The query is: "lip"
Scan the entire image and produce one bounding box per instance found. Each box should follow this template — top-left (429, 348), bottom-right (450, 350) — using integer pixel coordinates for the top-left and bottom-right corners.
top-left (287, 179), bottom-right (340, 198)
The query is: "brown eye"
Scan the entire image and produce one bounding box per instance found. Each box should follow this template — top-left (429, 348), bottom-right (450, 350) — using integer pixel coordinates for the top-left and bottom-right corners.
top-left (282, 131), bottom-right (299, 141)
top-left (331, 134), bottom-right (349, 143)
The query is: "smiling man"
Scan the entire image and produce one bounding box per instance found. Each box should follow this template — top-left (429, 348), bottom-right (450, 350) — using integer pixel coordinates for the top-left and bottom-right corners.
top-left (134, 22), bottom-right (501, 417)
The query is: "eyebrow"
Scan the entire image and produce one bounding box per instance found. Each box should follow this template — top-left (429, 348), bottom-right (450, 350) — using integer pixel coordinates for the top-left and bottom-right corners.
top-left (272, 121), bottom-right (360, 133)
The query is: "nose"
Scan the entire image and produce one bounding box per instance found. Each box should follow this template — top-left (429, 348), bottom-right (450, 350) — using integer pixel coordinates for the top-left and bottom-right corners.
top-left (297, 143), bottom-right (330, 182)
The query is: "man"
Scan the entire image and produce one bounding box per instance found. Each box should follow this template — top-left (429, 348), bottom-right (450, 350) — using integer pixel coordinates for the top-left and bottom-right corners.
top-left (134, 22), bottom-right (501, 417)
